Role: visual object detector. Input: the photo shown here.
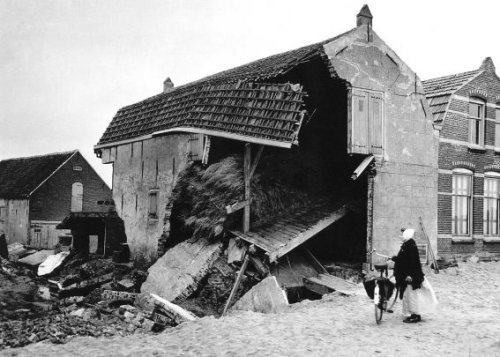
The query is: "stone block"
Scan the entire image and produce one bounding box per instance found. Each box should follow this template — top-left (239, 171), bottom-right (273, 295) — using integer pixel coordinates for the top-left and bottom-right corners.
top-left (141, 237), bottom-right (223, 301)
top-left (232, 276), bottom-right (288, 314)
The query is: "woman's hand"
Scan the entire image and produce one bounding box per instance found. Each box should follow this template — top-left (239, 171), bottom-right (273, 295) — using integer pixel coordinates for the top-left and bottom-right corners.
top-left (405, 276), bottom-right (413, 283)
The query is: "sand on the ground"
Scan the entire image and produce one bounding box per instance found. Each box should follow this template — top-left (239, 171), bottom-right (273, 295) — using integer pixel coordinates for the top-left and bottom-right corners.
top-left (2, 261), bottom-right (500, 357)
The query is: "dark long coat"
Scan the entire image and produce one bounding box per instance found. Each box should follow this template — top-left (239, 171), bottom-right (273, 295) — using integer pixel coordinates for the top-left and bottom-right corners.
top-left (392, 238), bottom-right (424, 299)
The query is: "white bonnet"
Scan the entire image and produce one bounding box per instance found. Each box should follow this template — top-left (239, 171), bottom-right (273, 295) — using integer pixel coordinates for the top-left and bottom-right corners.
top-left (402, 228), bottom-right (415, 239)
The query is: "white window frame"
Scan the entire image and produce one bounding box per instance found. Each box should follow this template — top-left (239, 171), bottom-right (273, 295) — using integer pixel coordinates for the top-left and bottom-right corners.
top-left (452, 168), bottom-right (473, 237)
top-left (483, 172), bottom-right (500, 236)
top-left (495, 104), bottom-right (500, 149)
top-left (469, 98), bottom-right (485, 147)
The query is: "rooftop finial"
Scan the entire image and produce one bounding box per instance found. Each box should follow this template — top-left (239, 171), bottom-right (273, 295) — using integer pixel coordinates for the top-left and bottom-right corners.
top-left (163, 77), bottom-right (174, 93)
top-left (357, 4), bottom-right (373, 27)
top-left (480, 57), bottom-right (495, 72)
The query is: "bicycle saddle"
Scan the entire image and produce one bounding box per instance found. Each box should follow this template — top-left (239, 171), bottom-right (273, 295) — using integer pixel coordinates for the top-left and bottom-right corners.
top-left (373, 263), bottom-right (387, 271)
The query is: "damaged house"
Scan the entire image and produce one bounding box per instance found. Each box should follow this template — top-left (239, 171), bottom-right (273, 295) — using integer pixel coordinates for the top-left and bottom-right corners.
top-left (94, 6), bottom-right (438, 302)
top-left (423, 57), bottom-right (500, 258)
top-left (0, 150), bottom-right (112, 249)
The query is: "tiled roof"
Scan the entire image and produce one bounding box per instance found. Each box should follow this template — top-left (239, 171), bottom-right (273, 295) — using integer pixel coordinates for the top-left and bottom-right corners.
top-left (0, 151), bottom-right (76, 199)
top-left (426, 94), bottom-right (451, 123)
top-left (422, 69), bottom-right (482, 123)
top-left (98, 82), bottom-right (307, 147)
top-left (230, 200), bottom-right (349, 262)
top-left (422, 70), bottom-right (481, 96)
top-left (96, 29), bottom-right (356, 147)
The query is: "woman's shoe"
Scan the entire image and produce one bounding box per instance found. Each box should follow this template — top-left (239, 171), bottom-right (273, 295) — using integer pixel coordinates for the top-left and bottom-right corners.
top-left (403, 314), bottom-right (419, 323)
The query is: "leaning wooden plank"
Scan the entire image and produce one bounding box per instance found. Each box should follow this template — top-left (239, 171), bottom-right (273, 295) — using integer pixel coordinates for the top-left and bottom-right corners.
top-left (222, 253), bottom-right (250, 315)
top-left (303, 248), bottom-right (328, 274)
top-left (150, 293), bottom-right (198, 322)
top-left (269, 205), bottom-right (348, 262)
top-left (419, 217), bottom-right (439, 274)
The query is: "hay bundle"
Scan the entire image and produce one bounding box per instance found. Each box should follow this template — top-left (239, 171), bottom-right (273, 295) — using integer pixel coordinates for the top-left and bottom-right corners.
top-left (170, 152), bottom-right (319, 244)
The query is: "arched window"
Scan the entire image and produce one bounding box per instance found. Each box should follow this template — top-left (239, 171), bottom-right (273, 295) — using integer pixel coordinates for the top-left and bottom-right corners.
top-left (71, 182), bottom-right (83, 212)
top-left (469, 98), bottom-right (485, 146)
top-left (452, 168), bottom-right (472, 235)
top-left (484, 172), bottom-right (500, 236)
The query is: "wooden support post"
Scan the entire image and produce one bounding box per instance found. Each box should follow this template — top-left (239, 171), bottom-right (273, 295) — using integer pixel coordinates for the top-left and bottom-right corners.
top-left (366, 172), bottom-right (375, 271)
top-left (243, 143), bottom-right (251, 233)
top-left (222, 252), bottom-right (250, 315)
top-left (249, 145), bottom-right (264, 179)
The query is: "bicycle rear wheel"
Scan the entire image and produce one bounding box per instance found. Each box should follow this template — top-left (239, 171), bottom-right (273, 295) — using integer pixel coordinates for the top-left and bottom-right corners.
top-left (374, 284), bottom-right (384, 324)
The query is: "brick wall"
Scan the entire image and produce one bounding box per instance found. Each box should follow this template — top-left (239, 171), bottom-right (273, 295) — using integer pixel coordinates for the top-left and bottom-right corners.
top-left (30, 152), bottom-right (112, 221)
top-left (437, 68), bottom-right (500, 257)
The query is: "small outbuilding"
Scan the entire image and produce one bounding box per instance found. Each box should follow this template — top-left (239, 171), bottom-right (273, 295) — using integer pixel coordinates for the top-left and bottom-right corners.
top-left (0, 150), bottom-right (112, 249)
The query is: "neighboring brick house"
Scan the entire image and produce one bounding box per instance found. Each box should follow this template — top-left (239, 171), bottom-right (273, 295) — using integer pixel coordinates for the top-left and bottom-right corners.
top-left (423, 57), bottom-right (500, 258)
top-left (95, 6), bottom-right (438, 265)
top-left (0, 150), bottom-right (112, 249)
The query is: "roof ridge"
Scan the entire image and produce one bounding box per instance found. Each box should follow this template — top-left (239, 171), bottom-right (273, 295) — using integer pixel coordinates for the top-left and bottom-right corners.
top-left (0, 149), bottom-right (78, 163)
top-left (115, 28), bottom-right (357, 112)
top-left (422, 69), bottom-right (481, 84)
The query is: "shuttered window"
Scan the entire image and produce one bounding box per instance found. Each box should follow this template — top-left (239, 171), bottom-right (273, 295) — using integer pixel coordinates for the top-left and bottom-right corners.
top-left (350, 88), bottom-right (384, 155)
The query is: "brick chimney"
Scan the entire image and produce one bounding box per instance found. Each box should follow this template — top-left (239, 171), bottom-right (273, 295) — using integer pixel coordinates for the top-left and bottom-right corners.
top-left (163, 77), bottom-right (174, 93)
top-left (357, 4), bottom-right (373, 27)
top-left (480, 57), bottom-right (495, 72)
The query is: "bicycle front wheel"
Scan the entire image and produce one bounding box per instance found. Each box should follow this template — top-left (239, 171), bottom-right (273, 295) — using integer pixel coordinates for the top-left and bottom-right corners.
top-left (374, 284), bottom-right (384, 324)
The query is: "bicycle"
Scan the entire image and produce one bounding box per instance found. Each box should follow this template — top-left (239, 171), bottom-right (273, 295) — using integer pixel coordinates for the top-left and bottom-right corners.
top-left (365, 249), bottom-right (398, 324)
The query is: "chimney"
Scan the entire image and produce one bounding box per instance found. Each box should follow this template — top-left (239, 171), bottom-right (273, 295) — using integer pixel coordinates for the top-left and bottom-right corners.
top-left (163, 77), bottom-right (174, 93)
top-left (480, 57), bottom-right (495, 72)
top-left (357, 4), bottom-right (373, 27)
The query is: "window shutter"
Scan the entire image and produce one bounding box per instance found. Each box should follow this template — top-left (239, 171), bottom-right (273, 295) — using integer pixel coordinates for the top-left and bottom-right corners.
top-left (351, 90), bottom-right (369, 154)
top-left (369, 93), bottom-right (383, 155)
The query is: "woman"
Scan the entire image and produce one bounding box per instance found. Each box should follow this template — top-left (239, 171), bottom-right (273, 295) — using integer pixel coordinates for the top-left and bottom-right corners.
top-left (391, 228), bottom-right (438, 323)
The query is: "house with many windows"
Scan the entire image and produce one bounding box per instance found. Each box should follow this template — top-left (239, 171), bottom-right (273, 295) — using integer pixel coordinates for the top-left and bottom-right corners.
top-left (423, 57), bottom-right (500, 258)
top-left (95, 6), bottom-right (438, 267)
top-left (0, 150), bottom-right (112, 249)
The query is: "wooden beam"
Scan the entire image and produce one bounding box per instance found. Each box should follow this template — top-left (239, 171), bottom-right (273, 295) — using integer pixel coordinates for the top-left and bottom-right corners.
top-left (366, 173), bottom-right (374, 271)
top-left (249, 145), bottom-right (264, 180)
top-left (243, 143), bottom-right (251, 233)
top-left (225, 200), bottom-right (250, 214)
top-left (303, 248), bottom-right (328, 275)
top-left (222, 251), bottom-right (250, 315)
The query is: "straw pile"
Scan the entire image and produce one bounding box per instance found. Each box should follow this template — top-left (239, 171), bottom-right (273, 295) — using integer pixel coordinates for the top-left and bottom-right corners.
top-left (169, 152), bottom-right (320, 245)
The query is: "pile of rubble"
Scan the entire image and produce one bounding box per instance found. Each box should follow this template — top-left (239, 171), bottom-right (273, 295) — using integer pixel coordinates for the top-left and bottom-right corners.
top-left (0, 243), bottom-right (197, 350)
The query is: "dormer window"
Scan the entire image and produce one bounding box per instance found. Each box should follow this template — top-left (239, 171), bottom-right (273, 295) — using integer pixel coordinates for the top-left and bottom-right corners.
top-left (469, 99), bottom-right (485, 147)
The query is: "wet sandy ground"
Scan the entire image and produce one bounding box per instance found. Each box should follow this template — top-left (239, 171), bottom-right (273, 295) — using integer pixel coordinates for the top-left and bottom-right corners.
top-left (2, 261), bottom-right (500, 357)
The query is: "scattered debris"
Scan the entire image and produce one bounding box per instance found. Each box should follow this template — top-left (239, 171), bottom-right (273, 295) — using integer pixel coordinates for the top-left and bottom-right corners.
top-left (38, 251), bottom-right (71, 276)
top-left (18, 250), bottom-right (54, 267)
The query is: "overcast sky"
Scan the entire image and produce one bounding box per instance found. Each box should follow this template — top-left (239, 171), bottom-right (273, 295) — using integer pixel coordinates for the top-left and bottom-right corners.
top-left (1, 0), bottom-right (499, 186)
